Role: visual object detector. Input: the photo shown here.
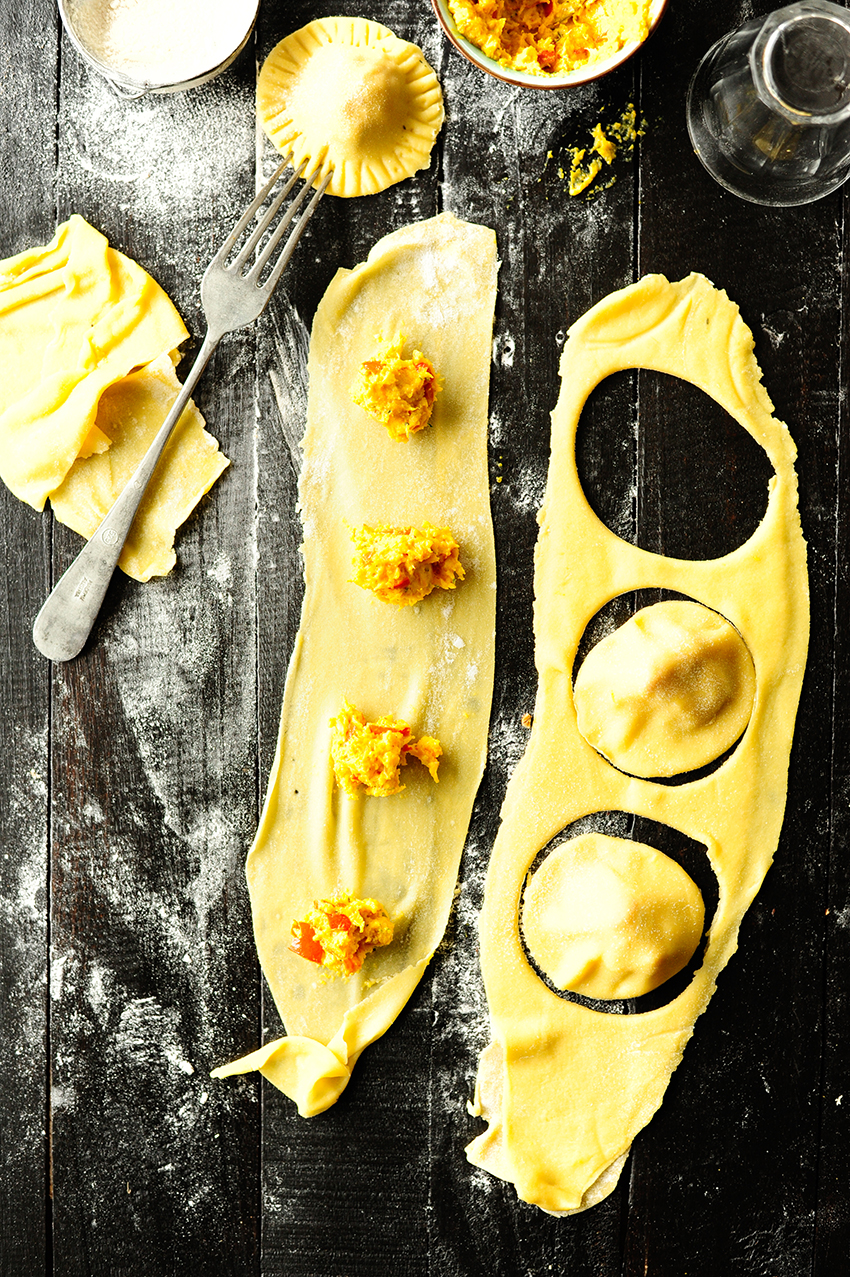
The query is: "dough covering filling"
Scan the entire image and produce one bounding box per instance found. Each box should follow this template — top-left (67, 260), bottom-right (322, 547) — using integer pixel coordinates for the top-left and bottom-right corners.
top-left (521, 832), bottom-right (705, 1000)
top-left (257, 17), bottom-right (444, 198)
top-left (573, 599), bottom-right (756, 778)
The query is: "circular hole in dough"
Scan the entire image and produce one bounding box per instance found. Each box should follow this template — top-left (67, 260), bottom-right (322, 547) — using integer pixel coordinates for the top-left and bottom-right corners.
top-left (576, 369), bottom-right (774, 559)
top-left (257, 17), bottom-right (445, 198)
top-left (521, 832), bottom-right (705, 1001)
top-left (573, 599), bottom-right (756, 779)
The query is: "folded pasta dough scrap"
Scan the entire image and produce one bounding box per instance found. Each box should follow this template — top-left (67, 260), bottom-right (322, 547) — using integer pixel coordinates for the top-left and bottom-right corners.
top-left (467, 273), bottom-right (808, 1213)
top-left (50, 354), bottom-right (230, 581)
top-left (212, 212), bottom-right (498, 1114)
top-left (0, 215), bottom-right (189, 508)
top-left (0, 215), bottom-right (229, 579)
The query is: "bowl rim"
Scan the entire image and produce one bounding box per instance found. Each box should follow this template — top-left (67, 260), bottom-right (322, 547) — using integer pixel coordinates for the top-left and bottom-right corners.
top-left (57, 0), bottom-right (260, 94)
top-left (429, 0), bottom-right (668, 89)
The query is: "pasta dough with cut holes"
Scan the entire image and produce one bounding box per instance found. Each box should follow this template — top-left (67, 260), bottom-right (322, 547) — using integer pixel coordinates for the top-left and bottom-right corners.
top-left (257, 17), bottom-right (444, 198)
top-left (212, 213), bottom-right (498, 1116)
top-left (467, 273), bottom-right (808, 1214)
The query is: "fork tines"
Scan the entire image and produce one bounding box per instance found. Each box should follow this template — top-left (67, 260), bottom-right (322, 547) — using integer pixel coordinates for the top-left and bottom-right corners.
top-left (214, 154), bottom-right (332, 293)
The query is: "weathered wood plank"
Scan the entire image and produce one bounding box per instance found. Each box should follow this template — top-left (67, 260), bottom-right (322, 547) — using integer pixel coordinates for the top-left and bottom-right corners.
top-left (624, 2), bottom-right (844, 1272)
top-left (813, 185), bottom-right (850, 1276)
top-left (46, 26), bottom-right (262, 1277)
top-left (432, 47), bottom-right (643, 1276)
top-left (0, 2), bottom-right (58, 1274)
top-left (255, 4), bottom-right (446, 1274)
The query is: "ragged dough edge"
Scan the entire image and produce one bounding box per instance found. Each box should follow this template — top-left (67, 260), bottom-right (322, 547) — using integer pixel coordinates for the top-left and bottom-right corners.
top-left (257, 16), bottom-right (444, 198)
top-left (49, 354), bottom-right (229, 581)
top-left (467, 272), bottom-right (809, 1211)
top-left (0, 215), bottom-right (189, 509)
top-left (466, 1042), bottom-right (629, 1214)
top-left (214, 213), bottom-right (498, 1113)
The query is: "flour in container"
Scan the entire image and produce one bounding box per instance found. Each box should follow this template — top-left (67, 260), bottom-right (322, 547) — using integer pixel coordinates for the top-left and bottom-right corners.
top-left (66, 0), bottom-right (257, 86)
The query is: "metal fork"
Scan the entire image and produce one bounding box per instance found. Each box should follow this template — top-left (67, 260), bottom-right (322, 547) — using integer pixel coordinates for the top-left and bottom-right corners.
top-left (33, 156), bottom-right (331, 662)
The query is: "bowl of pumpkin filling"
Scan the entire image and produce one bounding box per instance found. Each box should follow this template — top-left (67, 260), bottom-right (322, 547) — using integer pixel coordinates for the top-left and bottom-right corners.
top-left (431, 0), bottom-right (667, 87)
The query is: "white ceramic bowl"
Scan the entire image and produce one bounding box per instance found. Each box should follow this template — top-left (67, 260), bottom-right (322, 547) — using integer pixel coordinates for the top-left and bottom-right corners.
top-left (430, 0), bottom-right (667, 89)
top-left (57, 0), bottom-right (260, 97)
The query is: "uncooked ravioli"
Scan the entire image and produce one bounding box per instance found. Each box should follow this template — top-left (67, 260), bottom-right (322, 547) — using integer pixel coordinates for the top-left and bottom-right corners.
top-left (521, 832), bottom-right (704, 1000)
top-left (257, 17), bottom-right (444, 198)
top-left (573, 599), bottom-right (756, 778)
top-left (467, 273), bottom-right (808, 1213)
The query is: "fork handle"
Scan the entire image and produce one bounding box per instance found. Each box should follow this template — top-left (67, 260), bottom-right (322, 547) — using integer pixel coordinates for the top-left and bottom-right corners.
top-left (33, 331), bottom-right (221, 662)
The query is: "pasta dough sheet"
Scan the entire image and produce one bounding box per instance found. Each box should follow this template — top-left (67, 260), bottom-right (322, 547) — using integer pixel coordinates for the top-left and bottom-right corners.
top-left (467, 273), bottom-right (809, 1213)
top-left (212, 213), bottom-right (498, 1115)
top-left (0, 215), bottom-right (229, 579)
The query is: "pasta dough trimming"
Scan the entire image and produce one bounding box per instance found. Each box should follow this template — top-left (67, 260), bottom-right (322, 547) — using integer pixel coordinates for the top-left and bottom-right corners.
top-left (467, 272), bottom-right (808, 1213)
top-left (0, 215), bottom-right (229, 580)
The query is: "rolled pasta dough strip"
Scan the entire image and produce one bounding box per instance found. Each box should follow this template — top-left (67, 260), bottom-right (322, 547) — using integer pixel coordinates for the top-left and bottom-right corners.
top-left (467, 273), bottom-right (808, 1212)
top-left (214, 213), bottom-right (498, 1114)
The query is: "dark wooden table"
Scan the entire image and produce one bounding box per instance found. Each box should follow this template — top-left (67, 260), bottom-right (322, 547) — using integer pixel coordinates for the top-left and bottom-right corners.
top-left (2, 1), bottom-right (849, 1273)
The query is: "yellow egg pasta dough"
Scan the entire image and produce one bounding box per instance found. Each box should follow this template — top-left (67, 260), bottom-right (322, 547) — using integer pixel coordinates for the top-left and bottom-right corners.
top-left (49, 354), bottom-right (229, 582)
top-left (573, 599), bottom-right (756, 778)
top-left (521, 832), bottom-right (704, 1000)
top-left (257, 17), bottom-right (444, 198)
top-left (212, 213), bottom-right (498, 1115)
top-left (0, 215), bottom-right (229, 580)
top-left (466, 273), bottom-right (808, 1213)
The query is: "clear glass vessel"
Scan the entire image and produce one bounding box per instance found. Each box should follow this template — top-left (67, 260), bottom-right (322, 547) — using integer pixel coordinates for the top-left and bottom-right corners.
top-left (686, 0), bottom-right (850, 205)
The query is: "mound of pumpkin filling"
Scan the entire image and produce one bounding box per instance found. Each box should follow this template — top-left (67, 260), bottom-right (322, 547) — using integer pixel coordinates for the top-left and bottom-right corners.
top-left (447, 0), bottom-right (657, 76)
top-left (352, 333), bottom-right (440, 441)
top-left (289, 892), bottom-right (394, 978)
top-left (329, 700), bottom-right (442, 797)
top-left (0, 214), bottom-right (228, 580)
top-left (350, 522), bottom-right (464, 605)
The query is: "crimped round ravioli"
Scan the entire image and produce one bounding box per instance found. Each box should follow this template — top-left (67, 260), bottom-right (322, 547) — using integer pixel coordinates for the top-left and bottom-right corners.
top-left (257, 17), bottom-right (444, 198)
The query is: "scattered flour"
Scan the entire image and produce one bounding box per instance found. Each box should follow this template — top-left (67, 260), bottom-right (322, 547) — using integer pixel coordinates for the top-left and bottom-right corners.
top-left (268, 306), bottom-right (309, 469)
